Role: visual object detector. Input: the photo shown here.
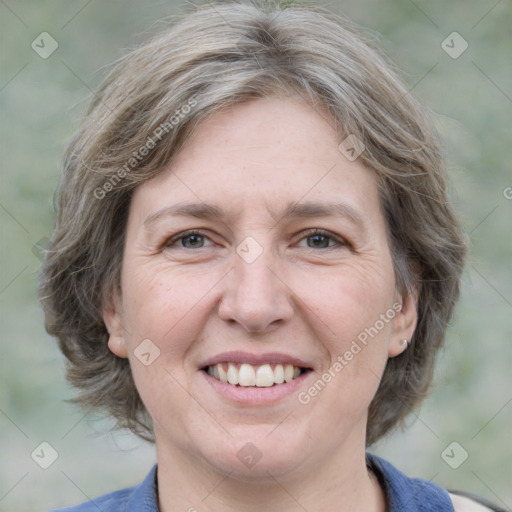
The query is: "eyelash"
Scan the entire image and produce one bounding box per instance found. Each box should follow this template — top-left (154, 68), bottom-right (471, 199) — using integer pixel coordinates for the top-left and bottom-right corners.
top-left (163, 228), bottom-right (348, 251)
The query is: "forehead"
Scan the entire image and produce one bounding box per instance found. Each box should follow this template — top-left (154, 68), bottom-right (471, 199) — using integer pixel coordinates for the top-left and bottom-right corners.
top-left (131, 96), bottom-right (382, 226)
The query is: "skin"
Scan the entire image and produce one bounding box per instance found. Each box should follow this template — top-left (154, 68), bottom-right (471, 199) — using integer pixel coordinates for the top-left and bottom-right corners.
top-left (104, 96), bottom-right (420, 511)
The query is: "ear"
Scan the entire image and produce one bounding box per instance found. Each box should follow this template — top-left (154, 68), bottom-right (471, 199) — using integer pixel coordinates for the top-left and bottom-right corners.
top-left (388, 286), bottom-right (419, 358)
top-left (103, 288), bottom-right (128, 358)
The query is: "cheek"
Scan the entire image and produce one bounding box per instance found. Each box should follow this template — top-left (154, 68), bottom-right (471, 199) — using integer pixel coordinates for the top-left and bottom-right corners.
top-left (120, 261), bottom-right (221, 357)
top-left (295, 269), bottom-right (395, 433)
top-left (296, 262), bottom-right (396, 346)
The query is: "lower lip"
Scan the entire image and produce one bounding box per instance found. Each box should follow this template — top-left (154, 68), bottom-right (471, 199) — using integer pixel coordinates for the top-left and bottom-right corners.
top-left (202, 370), bottom-right (312, 405)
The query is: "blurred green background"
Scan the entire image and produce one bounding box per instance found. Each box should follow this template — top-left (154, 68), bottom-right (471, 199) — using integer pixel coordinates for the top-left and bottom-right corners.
top-left (1, 0), bottom-right (510, 510)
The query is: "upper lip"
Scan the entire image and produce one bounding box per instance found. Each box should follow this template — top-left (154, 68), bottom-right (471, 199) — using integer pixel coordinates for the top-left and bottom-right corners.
top-left (200, 351), bottom-right (312, 369)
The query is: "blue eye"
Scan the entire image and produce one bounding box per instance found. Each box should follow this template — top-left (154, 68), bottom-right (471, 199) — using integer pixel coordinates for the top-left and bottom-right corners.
top-left (165, 231), bottom-right (213, 249)
top-left (298, 229), bottom-right (345, 249)
top-left (180, 233), bottom-right (205, 248)
top-left (305, 234), bottom-right (331, 248)
top-left (164, 229), bottom-right (346, 251)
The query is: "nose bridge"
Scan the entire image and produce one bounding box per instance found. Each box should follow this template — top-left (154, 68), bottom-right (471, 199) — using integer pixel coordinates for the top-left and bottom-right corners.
top-left (234, 237), bottom-right (283, 308)
top-left (236, 244), bottom-right (277, 295)
top-left (218, 234), bottom-right (294, 332)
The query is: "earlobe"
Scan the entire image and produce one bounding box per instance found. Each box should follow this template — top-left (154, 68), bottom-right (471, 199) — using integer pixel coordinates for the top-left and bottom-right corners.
top-left (388, 288), bottom-right (419, 358)
top-left (107, 335), bottom-right (128, 358)
top-left (388, 338), bottom-right (408, 358)
top-left (103, 291), bottom-right (128, 359)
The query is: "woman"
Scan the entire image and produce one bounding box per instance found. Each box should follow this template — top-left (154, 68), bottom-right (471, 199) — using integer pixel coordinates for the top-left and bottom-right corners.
top-left (39, 1), bottom-right (504, 510)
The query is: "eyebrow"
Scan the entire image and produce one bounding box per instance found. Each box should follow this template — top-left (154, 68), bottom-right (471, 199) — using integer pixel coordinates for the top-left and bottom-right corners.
top-left (143, 200), bottom-right (367, 232)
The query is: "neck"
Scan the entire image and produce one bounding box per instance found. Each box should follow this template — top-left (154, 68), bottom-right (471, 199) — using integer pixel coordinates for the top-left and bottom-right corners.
top-left (155, 434), bottom-right (386, 512)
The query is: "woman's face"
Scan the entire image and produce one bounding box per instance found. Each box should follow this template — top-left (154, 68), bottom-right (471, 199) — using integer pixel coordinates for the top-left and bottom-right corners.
top-left (105, 96), bottom-right (417, 481)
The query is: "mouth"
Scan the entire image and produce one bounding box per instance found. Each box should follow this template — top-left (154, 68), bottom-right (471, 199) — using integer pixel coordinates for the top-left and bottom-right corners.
top-left (202, 362), bottom-right (312, 388)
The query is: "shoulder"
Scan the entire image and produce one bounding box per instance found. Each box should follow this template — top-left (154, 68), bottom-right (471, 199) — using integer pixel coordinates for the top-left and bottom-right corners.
top-left (366, 453), bottom-right (503, 512)
top-left (449, 492), bottom-right (504, 512)
top-left (366, 453), bottom-right (454, 511)
top-left (47, 464), bottom-right (158, 512)
top-left (48, 488), bottom-right (132, 511)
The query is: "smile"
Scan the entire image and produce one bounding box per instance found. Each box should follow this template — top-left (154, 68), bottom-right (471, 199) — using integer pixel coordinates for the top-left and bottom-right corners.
top-left (204, 363), bottom-right (309, 387)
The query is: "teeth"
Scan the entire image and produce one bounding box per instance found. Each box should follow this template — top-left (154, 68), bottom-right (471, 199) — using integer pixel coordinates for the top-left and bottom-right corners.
top-left (217, 363), bottom-right (228, 383)
top-left (274, 364), bottom-right (285, 384)
top-left (238, 364), bottom-right (256, 386)
top-left (255, 364), bottom-right (274, 387)
top-left (284, 364), bottom-right (294, 383)
top-left (206, 362), bottom-right (304, 387)
top-left (227, 363), bottom-right (239, 385)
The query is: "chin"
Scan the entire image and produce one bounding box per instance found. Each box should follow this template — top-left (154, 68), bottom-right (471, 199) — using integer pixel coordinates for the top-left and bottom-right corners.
top-left (197, 431), bottom-right (310, 482)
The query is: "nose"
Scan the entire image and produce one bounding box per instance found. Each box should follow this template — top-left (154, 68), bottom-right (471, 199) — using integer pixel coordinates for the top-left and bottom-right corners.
top-left (217, 245), bottom-right (295, 333)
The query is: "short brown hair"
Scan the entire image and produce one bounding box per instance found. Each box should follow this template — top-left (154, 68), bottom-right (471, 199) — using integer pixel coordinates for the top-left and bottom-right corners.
top-left (38, 0), bottom-right (468, 445)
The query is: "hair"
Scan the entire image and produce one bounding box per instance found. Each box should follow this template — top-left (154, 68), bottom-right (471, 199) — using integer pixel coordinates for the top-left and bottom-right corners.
top-left (39, 0), bottom-right (468, 445)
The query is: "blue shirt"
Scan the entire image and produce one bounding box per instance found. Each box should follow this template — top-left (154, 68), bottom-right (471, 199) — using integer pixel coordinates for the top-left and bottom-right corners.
top-left (49, 453), bottom-right (455, 511)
